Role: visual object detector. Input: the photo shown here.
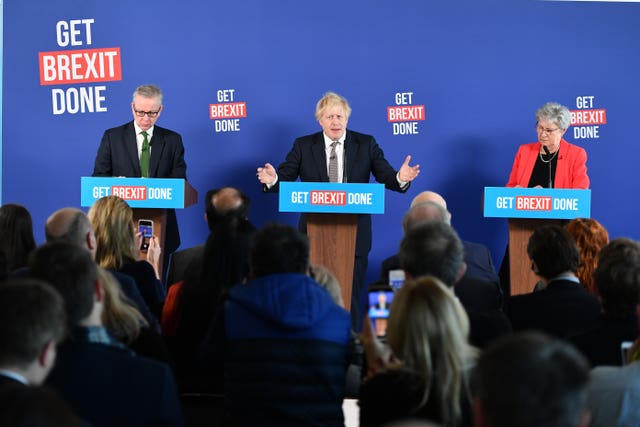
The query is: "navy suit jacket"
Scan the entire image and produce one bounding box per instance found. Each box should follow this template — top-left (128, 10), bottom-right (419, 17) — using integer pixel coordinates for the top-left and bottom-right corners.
top-left (47, 337), bottom-right (183, 427)
top-left (507, 279), bottom-right (601, 339)
top-left (92, 121), bottom-right (186, 179)
top-left (92, 120), bottom-right (187, 255)
top-left (268, 130), bottom-right (408, 256)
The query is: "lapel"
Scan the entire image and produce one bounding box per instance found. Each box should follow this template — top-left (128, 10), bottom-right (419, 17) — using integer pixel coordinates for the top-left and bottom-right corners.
top-left (126, 122), bottom-right (142, 176)
top-left (148, 126), bottom-right (165, 178)
top-left (344, 130), bottom-right (358, 182)
top-left (311, 132), bottom-right (329, 182)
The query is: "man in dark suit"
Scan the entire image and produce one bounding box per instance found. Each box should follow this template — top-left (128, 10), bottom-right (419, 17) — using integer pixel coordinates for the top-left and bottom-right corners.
top-left (92, 84), bottom-right (187, 276)
top-left (380, 190), bottom-right (499, 285)
top-left (257, 92), bottom-right (420, 329)
top-left (400, 220), bottom-right (512, 348)
top-left (31, 241), bottom-right (183, 427)
top-left (166, 186), bottom-right (251, 287)
top-left (507, 225), bottom-right (601, 339)
top-left (0, 278), bottom-right (66, 387)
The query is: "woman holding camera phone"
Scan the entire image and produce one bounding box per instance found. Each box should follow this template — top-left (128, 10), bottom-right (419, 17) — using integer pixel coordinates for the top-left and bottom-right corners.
top-left (89, 195), bottom-right (164, 321)
top-left (359, 276), bottom-right (476, 427)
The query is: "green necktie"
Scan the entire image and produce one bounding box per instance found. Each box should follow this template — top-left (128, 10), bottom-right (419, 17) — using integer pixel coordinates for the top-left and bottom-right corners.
top-left (140, 131), bottom-right (150, 177)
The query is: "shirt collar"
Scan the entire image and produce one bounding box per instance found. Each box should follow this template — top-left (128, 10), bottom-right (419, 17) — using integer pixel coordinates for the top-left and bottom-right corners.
top-left (0, 370), bottom-right (29, 385)
top-left (323, 132), bottom-right (346, 149)
top-left (134, 122), bottom-right (154, 138)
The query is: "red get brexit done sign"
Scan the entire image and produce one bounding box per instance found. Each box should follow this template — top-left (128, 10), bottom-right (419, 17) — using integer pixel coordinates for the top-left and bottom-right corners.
top-left (38, 19), bottom-right (122, 115)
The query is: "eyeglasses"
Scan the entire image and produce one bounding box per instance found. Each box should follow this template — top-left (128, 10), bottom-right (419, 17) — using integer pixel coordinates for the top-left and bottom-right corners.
top-left (536, 125), bottom-right (560, 135)
top-left (134, 109), bottom-right (160, 118)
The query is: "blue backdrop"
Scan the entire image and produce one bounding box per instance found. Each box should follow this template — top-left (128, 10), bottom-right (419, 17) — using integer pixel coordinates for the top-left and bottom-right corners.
top-left (3, 0), bottom-right (640, 289)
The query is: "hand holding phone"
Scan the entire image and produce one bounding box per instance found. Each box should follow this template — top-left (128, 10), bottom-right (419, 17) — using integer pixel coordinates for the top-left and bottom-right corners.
top-left (138, 219), bottom-right (153, 252)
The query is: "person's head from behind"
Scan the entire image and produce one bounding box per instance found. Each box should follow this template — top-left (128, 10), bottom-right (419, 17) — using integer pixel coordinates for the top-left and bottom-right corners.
top-left (565, 217), bottom-right (609, 294)
top-left (387, 276), bottom-right (471, 427)
top-left (402, 201), bottom-right (450, 234)
top-left (399, 221), bottom-right (465, 287)
top-left (205, 186), bottom-right (251, 231)
top-left (593, 237), bottom-right (640, 319)
top-left (249, 223), bottom-right (309, 278)
top-left (45, 207), bottom-right (97, 258)
top-left (87, 195), bottom-right (137, 269)
top-left (131, 84), bottom-right (163, 131)
top-left (0, 203), bottom-right (36, 271)
top-left (527, 225), bottom-right (580, 281)
top-left (472, 332), bottom-right (590, 427)
top-left (315, 91), bottom-right (351, 141)
top-left (0, 278), bottom-right (66, 385)
top-left (29, 241), bottom-right (99, 329)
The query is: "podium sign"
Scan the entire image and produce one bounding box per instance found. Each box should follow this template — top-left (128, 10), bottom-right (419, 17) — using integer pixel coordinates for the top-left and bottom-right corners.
top-left (483, 187), bottom-right (591, 219)
top-left (279, 182), bottom-right (385, 214)
top-left (81, 177), bottom-right (189, 208)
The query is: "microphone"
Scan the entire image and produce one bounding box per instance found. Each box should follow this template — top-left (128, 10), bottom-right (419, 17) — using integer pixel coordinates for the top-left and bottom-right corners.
top-left (543, 146), bottom-right (552, 188)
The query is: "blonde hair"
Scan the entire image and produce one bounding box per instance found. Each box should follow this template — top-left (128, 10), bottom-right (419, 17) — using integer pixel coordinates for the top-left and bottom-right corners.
top-left (386, 276), bottom-right (473, 426)
top-left (314, 92), bottom-right (352, 121)
top-left (87, 196), bottom-right (138, 269)
top-left (311, 265), bottom-right (344, 307)
top-left (98, 267), bottom-right (147, 344)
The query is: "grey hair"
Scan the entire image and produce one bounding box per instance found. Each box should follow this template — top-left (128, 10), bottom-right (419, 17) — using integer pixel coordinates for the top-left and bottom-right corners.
top-left (132, 84), bottom-right (163, 104)
top-left (536, 102), bottom-right (571, 130)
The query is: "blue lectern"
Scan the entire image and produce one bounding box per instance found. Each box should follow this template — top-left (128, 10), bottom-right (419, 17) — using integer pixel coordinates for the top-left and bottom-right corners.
top-left (280, 182), bottom-right (385, 308)
top-left (484, 187), bottom-right (591, 296)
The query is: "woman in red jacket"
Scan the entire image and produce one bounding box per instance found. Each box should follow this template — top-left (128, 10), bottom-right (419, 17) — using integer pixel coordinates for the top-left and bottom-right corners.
top-left (506, 102), bottom-right (589, 189)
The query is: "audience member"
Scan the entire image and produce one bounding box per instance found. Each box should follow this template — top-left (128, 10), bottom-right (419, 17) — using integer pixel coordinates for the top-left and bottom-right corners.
top-left (571, 238), bottom-right (640, 366)
top-left (0, 278), bottom-right (66, 386)
top-left (30, 241), bottom-right (183, 427)
top-left (97, 266), bottom-right (171, 364)
top-left (399, 221), bottom-right (511, 347)
top-left (208, 223), bottom-right (351, 426)
top-left (565, 217), bottom-right (609, 295)
top-left (586, 259), bottom-right (640, 427)
top-left (0, 383), bottom-right (82, 427)
top-left (472, 332), bottom-right (590, 427)
top-left (166, 186), bottom-right (251, 286)
top-left (88, 195), bottom-right (165, 320)
top-left (380, 191), bottom-right (499, 286)
top-left (167, 212), bottom-right (255, 392)
top-left (312, 264), bottom-right (345, 307)
top-left (0, 203), bottom-right (36, 273)
top-left (507, 225), bottom-right (601, 338)
top-left (359, 276), bottom-right (475, 427)
top-left (45, 207), bottom-right (157, 328)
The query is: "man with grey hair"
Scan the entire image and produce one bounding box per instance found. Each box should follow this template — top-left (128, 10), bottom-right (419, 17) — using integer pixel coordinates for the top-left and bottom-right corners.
top-left (399, 221), bottom-right (511, 347)
top-left (380, 190), bottom-right (499, 287)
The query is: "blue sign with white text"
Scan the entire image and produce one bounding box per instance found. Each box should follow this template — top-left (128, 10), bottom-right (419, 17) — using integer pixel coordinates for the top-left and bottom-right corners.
top-left (483, 187), bottom-right (591, 220)
top-left (279, 182), bottom-right (385, 214)
top-left (80, 177), bottom-right (187, 209)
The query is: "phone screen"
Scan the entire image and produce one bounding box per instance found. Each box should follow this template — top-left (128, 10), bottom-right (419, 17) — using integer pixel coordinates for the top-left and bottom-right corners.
top-left (138, 220), bottom-right (153, 251)
top-left (368, 289), bottom-right (394, 338)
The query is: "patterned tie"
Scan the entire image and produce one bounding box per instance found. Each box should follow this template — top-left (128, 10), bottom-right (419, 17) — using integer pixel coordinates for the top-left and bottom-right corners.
top-left (328, 141), bottom-right (339, 182)
top-left (140, 131), bottom-right (150, 178)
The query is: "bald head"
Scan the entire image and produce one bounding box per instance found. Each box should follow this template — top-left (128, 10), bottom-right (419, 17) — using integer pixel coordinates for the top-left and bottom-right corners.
top-left (212, 187), bottom-right (244, 214)
top-left (45, 208), bottom-right (96, 257)
top-left (205, 186), bottom-right (250, 230)
top-left (410, 191), bottom-right (447, 209)
top-left (402, 201), bottom-right (450, 234)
